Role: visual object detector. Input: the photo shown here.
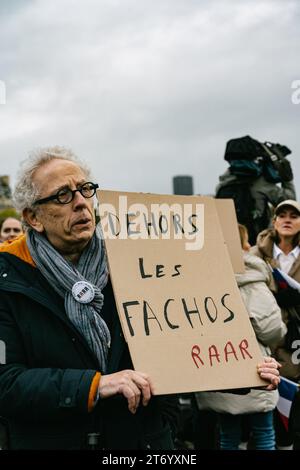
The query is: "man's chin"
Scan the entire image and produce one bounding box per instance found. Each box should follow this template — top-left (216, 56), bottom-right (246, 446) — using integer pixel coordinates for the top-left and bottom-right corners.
top-left (72, 227), bottom-right (95, 243)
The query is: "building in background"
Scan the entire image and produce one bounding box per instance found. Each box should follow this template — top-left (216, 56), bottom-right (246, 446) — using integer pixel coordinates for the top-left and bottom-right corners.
top-left (173, 175), bottom-right (194, 195)
top-left (0, 176), bottom-right (12, 210)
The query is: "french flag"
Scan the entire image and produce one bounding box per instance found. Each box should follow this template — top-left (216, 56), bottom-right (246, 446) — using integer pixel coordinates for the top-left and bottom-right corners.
top-left (272, 267), bottom-right (300, 292)
top-left (277, 377), bottom-right (299, 431)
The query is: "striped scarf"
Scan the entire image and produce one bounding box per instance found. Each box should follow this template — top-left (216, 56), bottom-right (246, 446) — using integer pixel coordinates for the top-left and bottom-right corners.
top-left (26, 225), bottom-right (111, 373)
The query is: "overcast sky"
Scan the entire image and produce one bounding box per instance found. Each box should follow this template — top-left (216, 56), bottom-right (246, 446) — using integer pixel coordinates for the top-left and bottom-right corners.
top-left (0, 0), bottom-right (299, 197)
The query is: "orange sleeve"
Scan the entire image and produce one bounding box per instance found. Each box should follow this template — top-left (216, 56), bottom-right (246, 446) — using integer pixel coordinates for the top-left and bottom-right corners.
top-left (88, 372), bottom-right (101, 412)
top-left (0, 234), bottom-right (35, 267)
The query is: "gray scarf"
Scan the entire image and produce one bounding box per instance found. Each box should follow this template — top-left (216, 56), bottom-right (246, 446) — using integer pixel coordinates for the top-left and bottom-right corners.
top-left (27, 225), bottom-right (111, 373)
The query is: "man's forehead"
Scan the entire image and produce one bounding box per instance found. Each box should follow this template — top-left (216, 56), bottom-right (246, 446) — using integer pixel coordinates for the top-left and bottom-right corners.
top-left (33, 159), bottom-right (86, 187)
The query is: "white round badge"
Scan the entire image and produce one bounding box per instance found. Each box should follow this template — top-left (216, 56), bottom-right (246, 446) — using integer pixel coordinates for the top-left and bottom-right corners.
top-left (72, 281), bottom-right (95, 304)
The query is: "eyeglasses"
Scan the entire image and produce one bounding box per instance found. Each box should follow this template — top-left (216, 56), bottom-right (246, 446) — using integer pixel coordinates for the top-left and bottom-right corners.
top-left (33, 182), bottom-right (99, 205)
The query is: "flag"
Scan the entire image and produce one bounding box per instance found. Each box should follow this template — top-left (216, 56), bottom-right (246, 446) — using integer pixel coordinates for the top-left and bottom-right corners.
top-left (272, 267), bottom-right (300, 292)
top-left (277, 376), bottom-right (299, 431)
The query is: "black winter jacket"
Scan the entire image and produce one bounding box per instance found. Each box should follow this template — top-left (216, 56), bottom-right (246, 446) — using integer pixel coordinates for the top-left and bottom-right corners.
top-left (0, 252), bottom-right (175, 449)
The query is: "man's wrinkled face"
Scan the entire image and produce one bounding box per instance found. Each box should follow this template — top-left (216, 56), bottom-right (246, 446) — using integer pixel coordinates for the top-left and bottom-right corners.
top-left (273, 207), bottom-right (300, 239)
top-left (25, 159), bottom-right (96, 256)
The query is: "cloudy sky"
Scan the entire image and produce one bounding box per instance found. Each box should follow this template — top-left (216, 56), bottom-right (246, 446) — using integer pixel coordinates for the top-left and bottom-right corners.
top-left (0, 0), bottom-right (299, 196)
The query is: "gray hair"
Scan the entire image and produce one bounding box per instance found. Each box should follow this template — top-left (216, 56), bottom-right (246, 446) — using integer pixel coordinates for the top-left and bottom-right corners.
top-left (13, 146), bottom-right (91, 213)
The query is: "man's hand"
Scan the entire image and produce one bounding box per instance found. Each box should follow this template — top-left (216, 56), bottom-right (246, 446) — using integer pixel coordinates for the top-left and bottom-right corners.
top-left (257, 356), bottom-right (281, 390)
top-left (98, 370), bottom-right (154, 414)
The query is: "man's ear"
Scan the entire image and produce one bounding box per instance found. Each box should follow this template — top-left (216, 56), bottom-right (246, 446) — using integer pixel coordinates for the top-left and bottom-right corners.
top-left (23, 208), bottom-right (44, 233)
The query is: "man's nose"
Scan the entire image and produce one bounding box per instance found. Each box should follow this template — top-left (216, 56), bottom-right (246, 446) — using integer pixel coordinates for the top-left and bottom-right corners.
top-left (72, 190), bottom-right (90, 207)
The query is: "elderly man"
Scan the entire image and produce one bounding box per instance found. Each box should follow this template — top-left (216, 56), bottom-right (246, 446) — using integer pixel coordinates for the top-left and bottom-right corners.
top-left (0, 147), bottom-right (279, 450)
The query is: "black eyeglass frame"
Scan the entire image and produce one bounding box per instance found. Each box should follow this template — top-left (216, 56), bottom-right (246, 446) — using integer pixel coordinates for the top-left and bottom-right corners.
top-left (33, 182), bottom-right (99, 206)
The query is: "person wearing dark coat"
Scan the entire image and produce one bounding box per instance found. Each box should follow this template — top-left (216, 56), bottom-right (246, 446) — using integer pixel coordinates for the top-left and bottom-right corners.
top-left (0, 147), bottom-right (280, 450)
top-left (0, 147), bottom-right (176, 450)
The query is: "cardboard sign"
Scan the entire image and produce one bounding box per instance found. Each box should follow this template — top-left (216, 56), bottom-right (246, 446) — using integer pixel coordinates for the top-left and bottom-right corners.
top-left (97, 190), bottom-right (265, 394)
top-left (215, 199), bottom-right (245, 274)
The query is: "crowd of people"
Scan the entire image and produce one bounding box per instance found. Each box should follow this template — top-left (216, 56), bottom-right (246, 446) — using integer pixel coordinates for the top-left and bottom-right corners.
top-left (0, 144), bottom-right (299, 450)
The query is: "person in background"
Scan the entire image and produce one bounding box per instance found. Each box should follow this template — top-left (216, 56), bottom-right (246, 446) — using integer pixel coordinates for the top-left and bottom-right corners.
top-left (251, 199), bottom-right (300, 449)
top-left (195, 224), bottom-right (286, 450)
top-left (251, 200), bottom-right (300, 380)
top-left (216, 136), bottom-right (296, 245)
top-left (0, 215), bottom-right (23, 448)
top-left (0, 217), bottom-right (23, 242)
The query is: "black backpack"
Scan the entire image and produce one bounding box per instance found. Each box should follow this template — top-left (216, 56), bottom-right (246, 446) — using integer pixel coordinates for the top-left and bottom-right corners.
top-left (224, 135), bottom-right (293, 182)
top-left (216, 180), bottom-right (271, 245)
top-left (216, 179), bottom-right (258, 245)
top-left (224, 135), bottom-right (264, 161)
